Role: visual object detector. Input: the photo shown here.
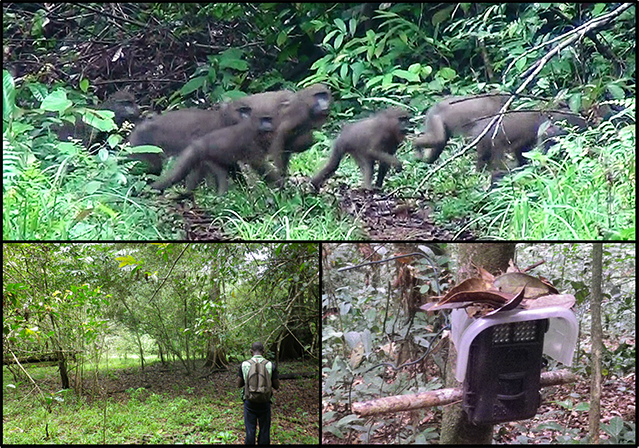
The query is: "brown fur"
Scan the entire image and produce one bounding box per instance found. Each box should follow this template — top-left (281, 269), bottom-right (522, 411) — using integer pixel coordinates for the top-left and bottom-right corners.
top-left (311, 107), bottom-right (410, 190)
top-left (472, 110), bottom-right (588, 182)
top-left (414, 94), bottom-right (509, 163)
top-left (128, 102), bottom-right (249, 175)
top-left (268, 83), bottom-right (332, 177)
top-left (151, 114), bottom-right (277, 195)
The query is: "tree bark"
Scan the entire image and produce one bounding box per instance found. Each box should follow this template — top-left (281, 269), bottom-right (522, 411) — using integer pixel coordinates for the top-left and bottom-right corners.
top-left (352, 370), bottom-right (577, 416)
top-left (440, 243), bottom-right (515, 445)
top-left (57, 350), bottom-right (70, 389)
top-left (588, 243), bottom-right (603, 442)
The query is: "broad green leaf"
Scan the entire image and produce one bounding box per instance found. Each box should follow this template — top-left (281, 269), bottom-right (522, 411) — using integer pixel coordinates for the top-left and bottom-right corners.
top-left (276, 31), bottom-right (288, 47)
top-left (336, 413), bottom-right (362, 427)
top-left (348, 18), bottom-right (357, 35)
top-left (515, 57), bottom-right (527, 71)
top-left (323, 425), bottom-right (343, 438)
top-left (323, 29), bottom-right (339, 46)
top-left (84, 181), bottom-right (101, 194)
top-left (393, 69), bottom-right (420, 82)
top-left (334, 18), bottom-right (347, 34)
top-left (180, 77), bottom-right (206, 96)
top-left (574, 402), bottom-right (589, 411)
top-left (351, 61), bottom-right (365, 87)
top-left (437, 67), bottom-right (457, 81)
top-left (40, 90), bottom-right (73, 112)
top-left (339, 63), bottom-right (348, 81)
top-left (606, 84), bottom-right (625, 99)
top-left (79, 78), bottom-right (90, 93)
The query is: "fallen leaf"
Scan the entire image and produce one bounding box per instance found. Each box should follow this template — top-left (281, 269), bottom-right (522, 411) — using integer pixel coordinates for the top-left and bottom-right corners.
top-left (484, 286), bottom-right (527, 317)
top-left (427, 290), bottom-right (513, 311)
top-left (466, 304), bottom-right (494, 318)
top-left (521, 294), bottom-right (576, 309)
top-left (434, 277), bottom-right (494, 301)
top-left (475, 265), bottom-right (495, 282)
top-left (494, 272), bottom-right (559, 298)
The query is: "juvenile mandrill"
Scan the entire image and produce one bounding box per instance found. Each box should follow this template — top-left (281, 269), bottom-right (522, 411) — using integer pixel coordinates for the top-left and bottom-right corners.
top-left (413, 94), bottom-right (509, 163)
top-left (151, 114), bottom-right (278, 195)
top-left (128, 102), bottom-right (251, 175)
top-left (128, 89), bottom-right (293, 190)
top-left (311, 107), bottom-right (410, 190)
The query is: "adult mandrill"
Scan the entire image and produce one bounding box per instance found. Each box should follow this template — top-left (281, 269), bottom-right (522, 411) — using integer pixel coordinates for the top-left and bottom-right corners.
top-left (267, 83), bottom-right (332, 179)
top-left (128, 89), bottom-right (293, 191)
top-left (413, 94), bottom-right (510, 163)
top-left (472, 109), bottom-right (588, 182)
top-left (128, 102), bottom-right (252, 176)
top-left (311, 107), bottom-right (410, 190)
top-left (151, 113), bottom-right (278, 195)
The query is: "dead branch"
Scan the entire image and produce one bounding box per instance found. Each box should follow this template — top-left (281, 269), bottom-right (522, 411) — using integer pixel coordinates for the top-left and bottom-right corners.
top-left (352, 369), bottom-right (577, 417)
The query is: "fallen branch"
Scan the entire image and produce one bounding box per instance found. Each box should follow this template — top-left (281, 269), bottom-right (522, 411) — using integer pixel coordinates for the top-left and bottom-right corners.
top-left (352, 369), bottom-right (577, 417)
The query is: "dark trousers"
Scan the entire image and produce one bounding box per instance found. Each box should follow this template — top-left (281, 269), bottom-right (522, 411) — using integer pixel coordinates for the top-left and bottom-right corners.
top-left (243, 400), bottom-right (271, 445)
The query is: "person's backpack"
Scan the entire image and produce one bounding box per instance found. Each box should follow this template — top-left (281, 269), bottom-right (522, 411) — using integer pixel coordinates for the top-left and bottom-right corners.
top-left (244, 358), bottom-right (273, 403)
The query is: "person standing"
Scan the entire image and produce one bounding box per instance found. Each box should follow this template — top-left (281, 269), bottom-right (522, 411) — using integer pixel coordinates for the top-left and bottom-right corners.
top-left (237, 342), bottom-right (280, 445)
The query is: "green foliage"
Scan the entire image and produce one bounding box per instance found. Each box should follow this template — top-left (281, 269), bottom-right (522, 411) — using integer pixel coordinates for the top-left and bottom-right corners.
top-left (4, 4), bottom-right (635, 239)
top-left (309, 7), bottom-right (432, 100)
top-left (3, 246), bottom-right (111, 359)
top-left (179, 48), bottom-right (251, 103)
top-left (477, 121), bottom-right (635, 239)
top-left (3, 357), bottom-right (319, 444)
top-left (194, 159), bottom-right (363, 240)
top-left (3, 72), bottom-right (166, 240)
top-left (602, 417), bottom-right (636, 445)
top-left (322, 244), bottom-right (447, 443)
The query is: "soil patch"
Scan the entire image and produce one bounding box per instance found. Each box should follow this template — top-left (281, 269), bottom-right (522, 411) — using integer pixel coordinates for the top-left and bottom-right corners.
top-left (336, 183), bottom-right (474, 240)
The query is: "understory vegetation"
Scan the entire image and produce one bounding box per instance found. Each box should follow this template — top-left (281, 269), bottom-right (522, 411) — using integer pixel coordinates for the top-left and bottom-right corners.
top-left (3, 358), bottom-right (318, 444)
top-left (322, 243), bottom-right (635, 444)
top-left (3, 3), bottom-right (635, 239)
top-left (3, 242), bottom-right (320, 444)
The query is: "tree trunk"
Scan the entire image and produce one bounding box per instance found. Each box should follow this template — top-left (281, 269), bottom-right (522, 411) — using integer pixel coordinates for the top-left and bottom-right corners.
top-left (439, 243), bottom-right (515, 445)
top-left (57, 350), bottom-right (70, 390)
top-left (158, 342), bottom-right (166, 365)
top-left (588, 243), bottom-right (603, 442)
top-left (117, 295), bottom-right (145, 370)
top-left (204, 334), bottom-right (220, 368)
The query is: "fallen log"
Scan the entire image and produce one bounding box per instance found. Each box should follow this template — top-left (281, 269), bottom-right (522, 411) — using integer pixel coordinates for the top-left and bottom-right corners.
top-left (352, 370), bottom-right (577, 417)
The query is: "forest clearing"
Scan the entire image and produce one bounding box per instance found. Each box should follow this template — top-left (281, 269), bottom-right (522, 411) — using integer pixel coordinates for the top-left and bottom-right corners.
top-left (4, 242), bottom-right (320, 444)
top-left (3, 357), bottom-right (318, 444)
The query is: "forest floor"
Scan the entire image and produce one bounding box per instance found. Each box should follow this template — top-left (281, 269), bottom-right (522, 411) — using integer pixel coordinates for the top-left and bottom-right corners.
top-left (173, 182), bottom-right (474, 240)
top-left (3, 358), bottom-right (319, 444)
top-left (322, 370), bottom-right (636, 444)
top-left (332, 184), bottom-right (474, 240)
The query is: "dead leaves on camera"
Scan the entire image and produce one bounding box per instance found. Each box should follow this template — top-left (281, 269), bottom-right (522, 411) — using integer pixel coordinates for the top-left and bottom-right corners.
top-left (420, 268), bottom-right (575, 318)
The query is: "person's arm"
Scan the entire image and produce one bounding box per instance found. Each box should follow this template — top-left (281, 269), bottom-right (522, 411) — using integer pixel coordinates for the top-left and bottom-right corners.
top-left (237, 364), bottom-right (245, 388)
top-left (271, 364), bottom-right (280, 390)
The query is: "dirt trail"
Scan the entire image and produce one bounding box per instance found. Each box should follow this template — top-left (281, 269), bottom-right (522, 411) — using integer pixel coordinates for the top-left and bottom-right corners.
top-left (171, 182), bottom-right (475, 240)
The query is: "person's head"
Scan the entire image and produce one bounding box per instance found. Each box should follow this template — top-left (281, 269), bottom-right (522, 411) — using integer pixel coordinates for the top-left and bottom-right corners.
top-left (251, 342), bottom-right (264, 355)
